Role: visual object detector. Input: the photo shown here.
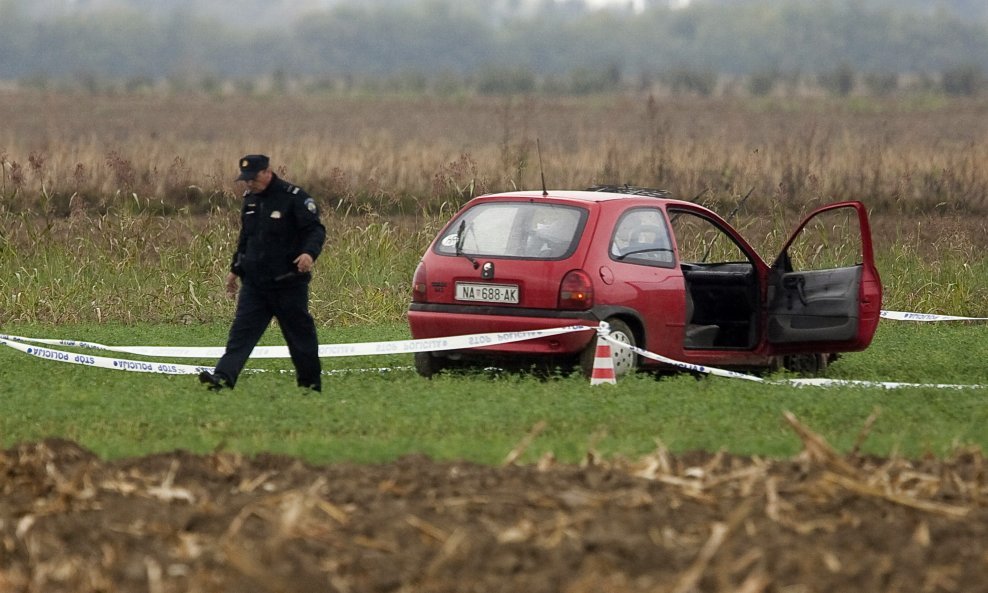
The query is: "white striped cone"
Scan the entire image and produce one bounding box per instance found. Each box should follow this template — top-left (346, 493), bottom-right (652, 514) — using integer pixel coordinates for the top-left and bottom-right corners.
top-left (589, 340), bottom-right (617, 385)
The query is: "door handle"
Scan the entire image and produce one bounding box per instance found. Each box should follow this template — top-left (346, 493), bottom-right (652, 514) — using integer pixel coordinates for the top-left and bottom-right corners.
top-left (783, 275), bottom-right (808, 307)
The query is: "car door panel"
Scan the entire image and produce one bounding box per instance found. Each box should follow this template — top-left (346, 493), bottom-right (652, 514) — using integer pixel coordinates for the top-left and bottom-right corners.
top-left (765, 201), bottom-right (881, 353)
top-left (767, 265), bottom-right (861, 343)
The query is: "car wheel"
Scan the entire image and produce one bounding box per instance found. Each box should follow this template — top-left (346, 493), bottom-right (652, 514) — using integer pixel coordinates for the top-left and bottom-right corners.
top-left (414, 352), bottom-right (445, 378)
top-left (783, 353), bottom-right (828, 375)
top-left (579, 318), bottom-right (638, 378)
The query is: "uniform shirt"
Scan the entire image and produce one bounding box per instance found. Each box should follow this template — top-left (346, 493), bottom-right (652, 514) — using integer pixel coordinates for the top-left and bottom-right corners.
top-left (231, 174), bottom-right (326, 286)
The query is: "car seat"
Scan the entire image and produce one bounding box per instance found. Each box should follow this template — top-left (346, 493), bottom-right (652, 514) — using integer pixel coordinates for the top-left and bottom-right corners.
top-left (684, 288), bottom-right (720, 349)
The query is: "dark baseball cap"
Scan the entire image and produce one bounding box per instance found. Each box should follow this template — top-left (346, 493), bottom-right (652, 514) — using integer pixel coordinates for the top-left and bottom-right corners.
top-left (236, 154), bottom-right (270, 181)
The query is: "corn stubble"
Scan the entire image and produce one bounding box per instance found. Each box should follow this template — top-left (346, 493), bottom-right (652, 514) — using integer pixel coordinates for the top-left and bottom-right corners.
top-left (1, 412), bottom-right (985, 593)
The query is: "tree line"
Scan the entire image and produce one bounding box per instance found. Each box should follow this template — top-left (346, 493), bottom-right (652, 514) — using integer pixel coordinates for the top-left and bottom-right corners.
top-left (2, 0), bottom-right (988, 95)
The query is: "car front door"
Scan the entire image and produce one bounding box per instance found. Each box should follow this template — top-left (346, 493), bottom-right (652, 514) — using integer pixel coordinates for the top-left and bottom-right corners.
top-left (765, 201), bottom-right (882, 353)
top-left (665, 205), bottom-right (772, 367)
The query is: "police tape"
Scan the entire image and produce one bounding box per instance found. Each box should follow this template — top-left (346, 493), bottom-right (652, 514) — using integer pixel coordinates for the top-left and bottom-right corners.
top-left (0, 308), bottom-right (980, 361)
top-left (598, 333), bottom-right (766, 383)
top-left (3, 327), bottom-right (765, 383)
top-left (880, 310), bottom-right (988, 322)
top-left (785, 378), bottom-right (985, 389)
top-left (0, 325), bottom-right (591, 359)
top-left (597, 332), bottom-right (985, 389)
top-left (0, 326), bottom-right (594, 376)
top-left (1, 310), bottom-right (986, 388)
top-left (0, 336), bottom-right (413, 377)
top-left (0, 337), bottom-right (215, 375)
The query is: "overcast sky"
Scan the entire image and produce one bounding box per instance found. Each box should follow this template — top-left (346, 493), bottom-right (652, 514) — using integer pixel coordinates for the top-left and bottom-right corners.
top-left (585, 0), bottom-right (645, 9)
top-left (583, 0), bottom-right (691, 11)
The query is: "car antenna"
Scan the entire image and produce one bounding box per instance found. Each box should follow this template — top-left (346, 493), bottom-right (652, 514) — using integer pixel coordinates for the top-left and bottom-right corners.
top-left (537, 138), bottom-right (548, 197)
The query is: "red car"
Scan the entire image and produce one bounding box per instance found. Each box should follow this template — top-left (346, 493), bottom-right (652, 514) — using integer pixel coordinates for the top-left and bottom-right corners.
top-left (408, 186), bottom-right (882, 377)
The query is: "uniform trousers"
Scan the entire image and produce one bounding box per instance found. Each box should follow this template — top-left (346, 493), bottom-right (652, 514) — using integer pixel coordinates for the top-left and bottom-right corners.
top-left (214, 280), bottom-right (321, 390)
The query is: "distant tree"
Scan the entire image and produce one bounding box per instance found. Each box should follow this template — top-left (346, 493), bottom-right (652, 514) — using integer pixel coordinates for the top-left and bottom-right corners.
top-left (5, 0), bottom-right (988, 95)
top-left (664, 67), bottom-right (717, 96)
top-left (476, 66), bottom-right (536, 95)
top-left (863, 71), bottom-right (899, 96)
top-left (941, 64), bottom-right (984, 96)
top-left (748, 68), bottom-right (781, 96)
top-left (818, 63), bottom-right (856, 97)
top-left (568, 63), bottom-right (622, 94)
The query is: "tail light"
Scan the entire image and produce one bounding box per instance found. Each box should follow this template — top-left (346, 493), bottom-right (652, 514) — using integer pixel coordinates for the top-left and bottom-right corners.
top-left (412, 261), bottom-right (428, 302)
top-left (558, 269), bottom-right (593, 310)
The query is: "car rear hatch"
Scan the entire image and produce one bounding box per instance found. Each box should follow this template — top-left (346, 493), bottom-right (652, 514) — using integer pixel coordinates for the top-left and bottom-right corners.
top-left (418, 198), bottom-right (594, 312)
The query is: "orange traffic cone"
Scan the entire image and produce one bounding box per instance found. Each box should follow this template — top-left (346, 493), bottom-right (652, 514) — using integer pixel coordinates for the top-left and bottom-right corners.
top-left (589, 339), bottom-right (617, 385)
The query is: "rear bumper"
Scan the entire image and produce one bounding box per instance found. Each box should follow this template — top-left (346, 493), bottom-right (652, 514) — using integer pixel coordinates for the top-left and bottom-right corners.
top-left (407, 303), bottom-right (597, 355)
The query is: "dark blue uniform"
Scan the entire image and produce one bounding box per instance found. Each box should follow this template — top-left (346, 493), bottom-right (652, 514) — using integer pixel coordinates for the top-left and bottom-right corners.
top-left (212, 174), bottom-right (326, 390)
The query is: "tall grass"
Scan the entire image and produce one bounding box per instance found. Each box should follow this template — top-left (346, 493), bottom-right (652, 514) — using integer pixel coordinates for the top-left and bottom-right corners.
top-left (3, 92), bottom-right (988, 217)
top-left (0, 208), bottom-right (437, 325)
top-left (2, 205), bottom-right (986, 326)
top-left (2, 91), bottom-right (987, 325)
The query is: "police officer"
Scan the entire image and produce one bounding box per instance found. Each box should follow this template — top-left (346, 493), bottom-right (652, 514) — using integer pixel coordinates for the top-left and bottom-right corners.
top-left (199, 154), bottom-right (327, 392)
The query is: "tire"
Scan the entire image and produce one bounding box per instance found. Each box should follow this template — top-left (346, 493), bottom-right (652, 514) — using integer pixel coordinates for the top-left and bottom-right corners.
top-left (414, 351), bottom-right (445, 378)
top-left (783, 353), bottom-right (828, 375)
top-left (579, 318), bottom-right (638, 378)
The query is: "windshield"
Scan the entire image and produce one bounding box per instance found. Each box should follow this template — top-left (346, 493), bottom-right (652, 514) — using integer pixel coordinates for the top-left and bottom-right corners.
top-left (436, 202), bottom-right (587, 260)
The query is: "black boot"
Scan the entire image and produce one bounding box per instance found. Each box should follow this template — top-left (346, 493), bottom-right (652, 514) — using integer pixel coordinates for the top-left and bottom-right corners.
top-left (198, 371), bottom-right (232, 391)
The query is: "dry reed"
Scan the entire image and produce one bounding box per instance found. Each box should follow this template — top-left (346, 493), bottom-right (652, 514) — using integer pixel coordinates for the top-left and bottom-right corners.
top-left (3, 91), bottom-right (988, 217)
top-left (2, 91), bottom-right (988, 324)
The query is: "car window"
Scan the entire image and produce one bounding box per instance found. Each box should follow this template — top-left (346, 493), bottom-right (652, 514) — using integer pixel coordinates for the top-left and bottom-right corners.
top-left (610, 208), bottom-right (675, 267)
top-left (435, 202), bottom-right (587, 259)
top-left (667, 208), bottom-right (751, 265)
top-left (780, 207), bottom-right (862, 271)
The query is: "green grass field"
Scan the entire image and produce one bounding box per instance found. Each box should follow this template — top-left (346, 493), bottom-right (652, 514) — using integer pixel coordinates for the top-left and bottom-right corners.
top-left (2, 320), bottom-right (985, 464)
top-left (4, 94), bottom-right (988, 467)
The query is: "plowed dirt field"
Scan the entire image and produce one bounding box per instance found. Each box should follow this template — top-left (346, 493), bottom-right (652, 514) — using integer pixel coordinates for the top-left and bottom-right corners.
top-left (2, 414), bottom-right (986, 593)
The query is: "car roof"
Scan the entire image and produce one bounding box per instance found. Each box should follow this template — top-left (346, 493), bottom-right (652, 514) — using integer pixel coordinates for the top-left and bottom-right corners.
top-left (477, 189), bottom-right (692, 206)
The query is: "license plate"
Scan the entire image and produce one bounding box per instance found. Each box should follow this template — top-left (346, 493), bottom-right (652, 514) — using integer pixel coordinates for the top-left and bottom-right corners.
top-left (455, 282), bottom-right (519, 304)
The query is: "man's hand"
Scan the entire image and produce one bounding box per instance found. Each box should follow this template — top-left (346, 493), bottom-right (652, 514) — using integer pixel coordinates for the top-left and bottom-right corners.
top-left (294, 253), bottom-right (314, 274)
top-left (225, 272), bottom-right (240, 298)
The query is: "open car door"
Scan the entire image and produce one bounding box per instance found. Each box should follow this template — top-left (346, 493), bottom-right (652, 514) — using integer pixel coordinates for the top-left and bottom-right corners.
top-left (766, 201), bottom-right (882, 353)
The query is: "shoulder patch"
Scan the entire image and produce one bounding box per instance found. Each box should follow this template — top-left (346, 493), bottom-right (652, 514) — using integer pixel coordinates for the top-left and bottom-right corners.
top-left (304, 197), bottom-right (318, 214)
